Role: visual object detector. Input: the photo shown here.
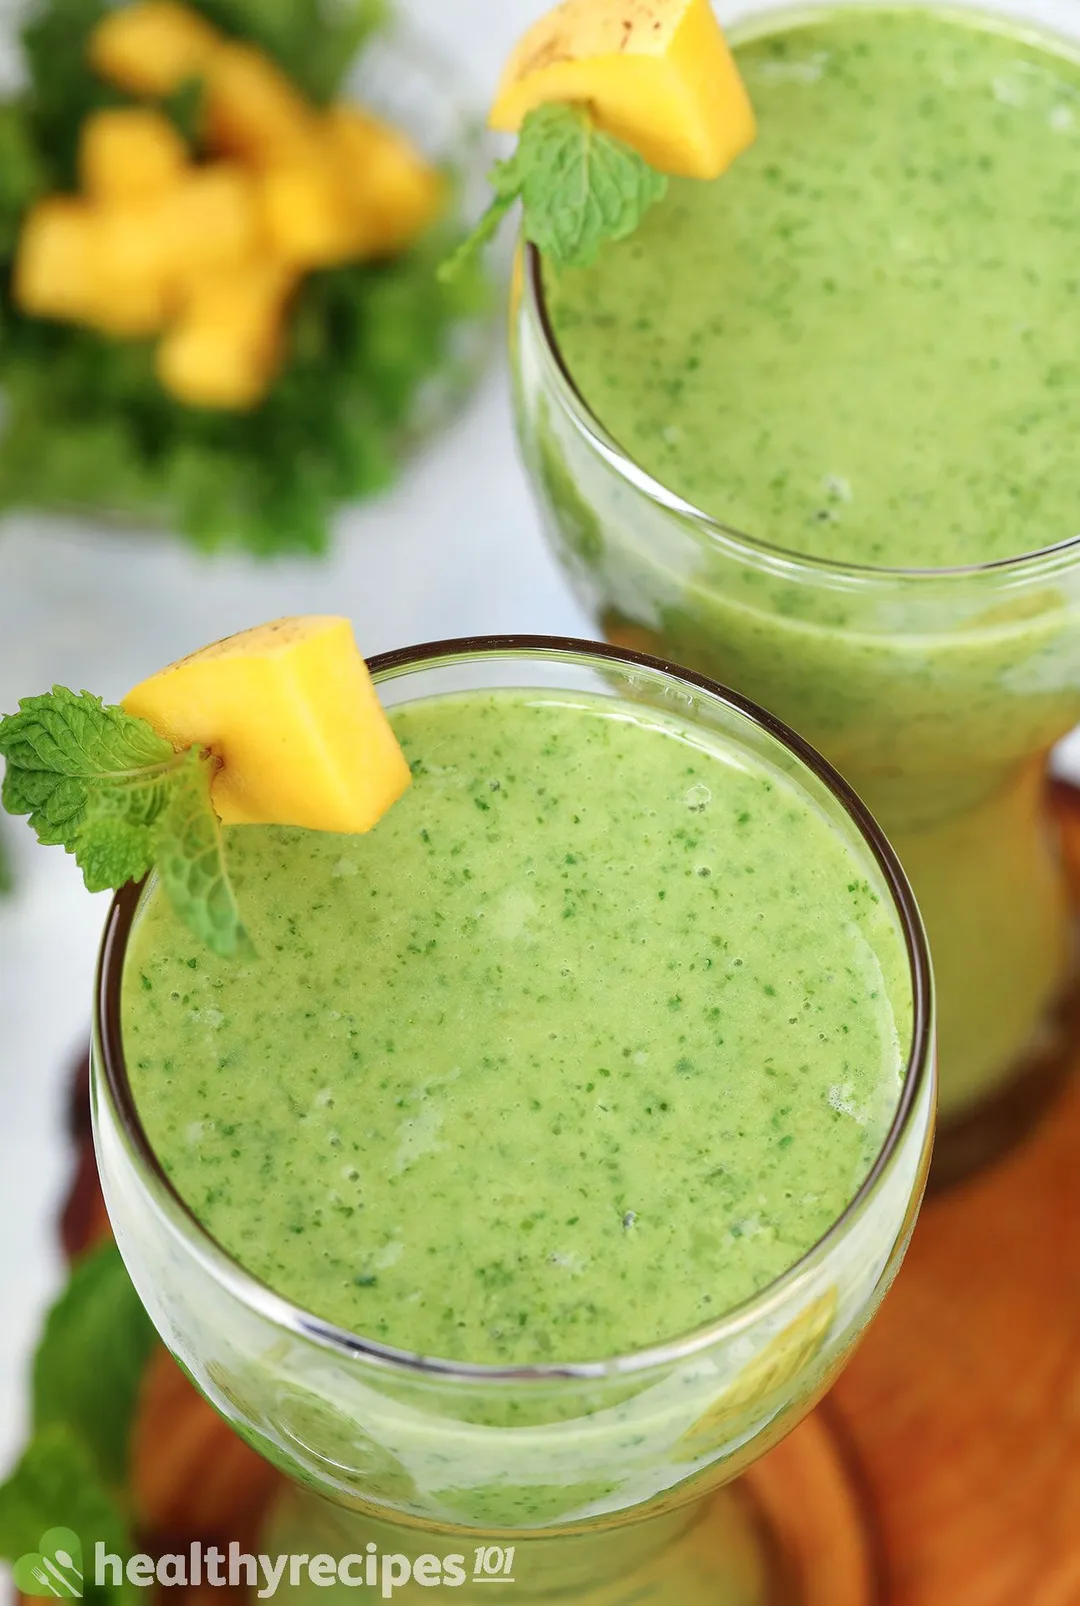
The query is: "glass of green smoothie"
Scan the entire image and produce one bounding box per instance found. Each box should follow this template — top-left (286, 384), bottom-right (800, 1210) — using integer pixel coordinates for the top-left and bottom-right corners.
top-left (91, 637), bottom-right (934, 1604)
top-left (512, 0), bottom-right (1080, 1180)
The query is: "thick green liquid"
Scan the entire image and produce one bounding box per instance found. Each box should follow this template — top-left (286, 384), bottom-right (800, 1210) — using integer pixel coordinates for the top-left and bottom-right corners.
top-left (548, 6), bottom-right (1080, 567)
top-left (123, 690), bottom-right (909, 1366)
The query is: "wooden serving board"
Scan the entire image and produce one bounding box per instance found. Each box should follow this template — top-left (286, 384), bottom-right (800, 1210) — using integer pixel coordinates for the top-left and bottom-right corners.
top-left (56, 779), bottom-right (1080, 1604)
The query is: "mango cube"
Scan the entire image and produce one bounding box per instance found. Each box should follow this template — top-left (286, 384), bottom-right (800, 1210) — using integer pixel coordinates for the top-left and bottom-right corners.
top-left (92, 166), bottom-right (261, 308)
top-left (91, 271), bottom-right (173, 339)
top-left (89, 1), bottom-right (222, 97)
top-left (123, 617), bottom-right (412, 833)
top-left (490, 0), bottom-right (757, 180)
top-left (259, 155), bottom-right (360, 268)
top-left (171, 165), bottom-right (265, 272)
top-left (204, 44), bottom-right (318, 166)
top-left (328, 107), bottom-right (445, 257)
top-left (178, 256), bottom-right (296, 337)
top-left (156, 321), bottom-right (274, 410)
top-left (158, 258), bottom-right (295, 409)
top-left (15, 197), bottom-right (172, 338)
top-left (80, 108), bottom-right (189, 204)
top-left (14, 199), bottom-right (102, 324)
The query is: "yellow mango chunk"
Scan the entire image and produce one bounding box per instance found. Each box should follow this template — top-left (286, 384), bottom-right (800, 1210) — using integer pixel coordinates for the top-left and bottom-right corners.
top-left (328, 106), bottom-right (445, 256)
top-left (96, 165), bottom-right (263, 299)
top-left (89, 1), bottom-right (222, 97)
top-left (259, 154), bottom-right (360, 268)
top-left (156, 321), bottom-right (275, 409)
top-left (123, 617), bottom-right (412, 833)
top-left (490, 0), bottom-right (756, 180)
top-left (14, 199), bottom-right (102, 324)
top-left (157, 258), bottom-right (295, 409)
top-left (15, 198), bottom-right (171, 338)
top-left (80, 108), bottom-right (188, 204)
top-left (204, 44), bottom-right (318, 165)
top-left (168, 165), bottom-right (265, 274)
top-left (91, 271), bottom-right (173, 339)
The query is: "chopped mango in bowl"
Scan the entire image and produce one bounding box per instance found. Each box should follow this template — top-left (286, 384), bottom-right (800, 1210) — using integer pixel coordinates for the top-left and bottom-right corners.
top-left (0, 0), bottom-right (493, 557)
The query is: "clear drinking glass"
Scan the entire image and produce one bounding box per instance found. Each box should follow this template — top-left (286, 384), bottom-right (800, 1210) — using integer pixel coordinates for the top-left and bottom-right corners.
top-left (510, 1), bottom-right (1080, 1179)
top-left (92, 638), bottom-right (935, 1606)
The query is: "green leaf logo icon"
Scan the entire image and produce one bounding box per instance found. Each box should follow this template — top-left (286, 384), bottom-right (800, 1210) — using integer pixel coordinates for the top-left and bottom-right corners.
top-left (13, 1529), bottom-right (83, 1598)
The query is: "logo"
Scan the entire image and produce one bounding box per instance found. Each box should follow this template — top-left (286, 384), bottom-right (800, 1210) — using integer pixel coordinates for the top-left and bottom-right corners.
top-left (10, 1538), bottom-right (516, 1598)
top-left (10, 1536), bottom-right (518, 1598)
top-left (13, 1531), bottom-right (84, 1598)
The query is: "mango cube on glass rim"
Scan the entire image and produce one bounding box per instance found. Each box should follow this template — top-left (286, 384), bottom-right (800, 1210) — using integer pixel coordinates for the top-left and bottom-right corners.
top-left (123, 617), bottom-right (412, 835)
top-left (490, 0), bottom-right (756, 179)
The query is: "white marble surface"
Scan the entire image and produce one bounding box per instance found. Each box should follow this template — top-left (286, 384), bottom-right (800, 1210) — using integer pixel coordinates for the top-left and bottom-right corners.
top-left (4, 0), bottom-right (1080, 1523)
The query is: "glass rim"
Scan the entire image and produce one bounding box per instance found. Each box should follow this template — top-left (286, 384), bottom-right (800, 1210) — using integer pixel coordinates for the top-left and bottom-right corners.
top-left (95, 632), bottom-right (934, 1386)
top-left (524, 0), bottom-right (1080, 592)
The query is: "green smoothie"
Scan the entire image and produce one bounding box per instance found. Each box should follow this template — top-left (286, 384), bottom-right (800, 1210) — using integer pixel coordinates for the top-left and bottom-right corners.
top-left (122, 688), bottom-right (909, 1366)
top-left (517, 3), bottom-right (1080, 1133)
top-left (547, 6), bottom-right (1080, 567)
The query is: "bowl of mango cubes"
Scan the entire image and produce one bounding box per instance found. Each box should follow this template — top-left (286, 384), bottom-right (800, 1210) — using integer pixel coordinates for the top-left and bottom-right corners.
top-left (0, 0), bottom-right (492, 556)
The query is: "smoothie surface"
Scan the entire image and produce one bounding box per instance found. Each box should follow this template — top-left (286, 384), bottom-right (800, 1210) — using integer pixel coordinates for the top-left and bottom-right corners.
top-left (546, 6), bottom-right (1080, 568)
top-left (123, 690), bottom-right (909, 1365)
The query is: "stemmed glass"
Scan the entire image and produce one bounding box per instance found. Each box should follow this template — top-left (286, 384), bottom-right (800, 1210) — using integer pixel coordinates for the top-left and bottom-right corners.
top-left (509, 0), bottom-right (1080, 1179)
top-left (92, 638), bottom-right (935, 1605)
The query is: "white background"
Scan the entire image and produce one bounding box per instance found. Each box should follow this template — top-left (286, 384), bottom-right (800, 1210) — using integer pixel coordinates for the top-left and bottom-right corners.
top-left (4, 0), bottom-right (1080, 1512)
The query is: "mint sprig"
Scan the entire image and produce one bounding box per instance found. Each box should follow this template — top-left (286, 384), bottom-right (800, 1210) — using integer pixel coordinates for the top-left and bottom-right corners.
top-left (0, 687), bottom-right (250, 958)
top-left (442, 102), bottom-right (668, 280)
top-left (31, 1243), bottom-right (159, 1491)
top-left (0, 1242), bottom-right (157, 1606)
top-left (0, 1430), bottom-right (136, 1606)
top-left (155, 747), bottom-right (253, 960)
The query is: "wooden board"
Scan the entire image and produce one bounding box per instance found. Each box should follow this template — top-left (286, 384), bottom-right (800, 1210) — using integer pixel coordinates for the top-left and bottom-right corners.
top-left (55, 778), bottom-right (1080, 1602)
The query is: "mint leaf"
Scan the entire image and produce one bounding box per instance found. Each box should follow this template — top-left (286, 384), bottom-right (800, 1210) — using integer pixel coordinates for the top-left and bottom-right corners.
top-left (75, 814), bottom-right (157, 896)
top-left (443, 103), bottom-right (667, 278)
top-left (32, 1242), bottom-right (157, 1491)
top-left (76, 767), bottom-right (185, 894)
top-left (516, 104), bottom-right (669, 265)
top-left (0, 1427), bottom-right (136, 1606)
top-left (438, 192), bottom-right (515, 284)
top-left (0, 1250), bottom-right (153, 1606)
top-left (0, 688), bottom-right (252, 957)
top-left (155, 748), bottom-right (252, 960)
top-left (0, 689), bottom-right (175, 850)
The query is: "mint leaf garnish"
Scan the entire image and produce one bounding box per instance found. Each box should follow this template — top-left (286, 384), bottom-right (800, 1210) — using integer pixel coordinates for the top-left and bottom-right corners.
top-left (441, 102), bottom-right (668, 280)
top-left (0, 689), bottom-right (175, 849)
top-left (0, 687), bottom-right (250, 958)
top-left (0, 1245), bottom-right (155, 1606)
top-left (155, 747), bottom-right (252, 961)
top-left (0, 1427), bottom-right (136, 1606)
top-left (32, 1242), bottom-right (158, 1492)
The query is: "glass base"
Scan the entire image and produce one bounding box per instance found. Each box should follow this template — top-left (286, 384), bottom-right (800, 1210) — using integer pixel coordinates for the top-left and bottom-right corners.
top-left (259, 1412), bottom-right (877, 1606)
top-left (263, 1485), bottom-right (773, 1605)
